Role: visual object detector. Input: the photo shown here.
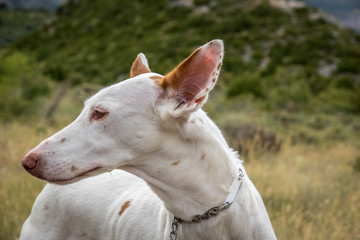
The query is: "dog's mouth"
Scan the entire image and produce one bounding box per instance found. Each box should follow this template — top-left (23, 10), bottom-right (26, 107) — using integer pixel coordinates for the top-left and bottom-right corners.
top-left (50, 166), bottom-right (103, 185)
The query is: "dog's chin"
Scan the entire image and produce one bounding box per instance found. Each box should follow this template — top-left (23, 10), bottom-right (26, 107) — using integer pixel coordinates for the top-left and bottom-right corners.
top-left (49, 167), bottom-right (106, 185)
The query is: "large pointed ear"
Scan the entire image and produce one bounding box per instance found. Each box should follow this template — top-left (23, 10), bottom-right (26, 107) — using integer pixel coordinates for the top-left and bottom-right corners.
top-left (157, 40), bottom-right (224, 118)
top-left (130, 53), bottom-right (151, 77)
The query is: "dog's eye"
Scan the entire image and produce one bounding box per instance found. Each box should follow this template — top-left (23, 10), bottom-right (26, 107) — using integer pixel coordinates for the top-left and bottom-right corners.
top-left (90, 109), bottom-right (108, 121)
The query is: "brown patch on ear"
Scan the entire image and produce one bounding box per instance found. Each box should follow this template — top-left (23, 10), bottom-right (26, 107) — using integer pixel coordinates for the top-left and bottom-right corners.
top-left (118, 200), bottom-right (131, 216)
top-left (158, 48), bottom-right (201, 92)
top-left (200, 154), bottom-right (206, 160)
top-left (156, 40), bottom-right (223, 115)
top-left (159, 47), bottom-right (216, 104)
top-left (130, 54), bottom-right (150, 78)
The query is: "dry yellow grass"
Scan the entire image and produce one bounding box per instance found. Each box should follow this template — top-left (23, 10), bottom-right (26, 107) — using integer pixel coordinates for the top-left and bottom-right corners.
top-left (0, 122), bottom-right (359, 239)
top-left (246, 140), bottom-right (360, 240)
top-left (0, 122), bottom-right (49, 240)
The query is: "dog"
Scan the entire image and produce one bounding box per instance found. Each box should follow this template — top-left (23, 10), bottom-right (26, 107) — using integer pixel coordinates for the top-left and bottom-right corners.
top-left (20, 40), bottom-right (277, 240)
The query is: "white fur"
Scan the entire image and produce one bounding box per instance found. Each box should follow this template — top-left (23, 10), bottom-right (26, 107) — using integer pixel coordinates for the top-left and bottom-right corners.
top-left (20, 41), bottom-right (276, 240)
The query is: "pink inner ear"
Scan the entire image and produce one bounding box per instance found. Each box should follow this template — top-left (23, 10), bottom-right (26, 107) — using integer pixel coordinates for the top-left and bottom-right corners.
top-left (178, 48), bottom-right (219, 103)
top-left (161, 41), bottom-right (223, 105)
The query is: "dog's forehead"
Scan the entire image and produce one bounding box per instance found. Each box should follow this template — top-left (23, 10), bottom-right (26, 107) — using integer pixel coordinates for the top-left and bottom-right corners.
top-left (85, 73), bottom-right (163, 107)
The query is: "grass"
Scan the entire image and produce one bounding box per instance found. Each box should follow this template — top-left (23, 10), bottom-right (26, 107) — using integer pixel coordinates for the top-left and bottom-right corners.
top-left (0, 115), bottom-right (359, 239)
top-left (246, 141), bottom-right (360, 240)
top-left (0, 122), bottom-right (49, 240)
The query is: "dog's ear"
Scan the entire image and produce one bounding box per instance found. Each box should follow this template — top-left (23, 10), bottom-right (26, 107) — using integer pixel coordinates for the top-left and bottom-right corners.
top-left (130, 53), bottom-right (151, 77)
top-left (157, 40), bottom-right (224, 118)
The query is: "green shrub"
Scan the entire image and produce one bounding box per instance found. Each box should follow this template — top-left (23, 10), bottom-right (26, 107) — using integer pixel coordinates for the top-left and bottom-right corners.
top-left (316, 88), bottom-right (358, 113)
top-left (335, 76), bottom-right (355, 89)
top-left (227, 71), bottom-right (264, 98)
top-left (250, 2), bottom-right (290, 29)
top-left (354, 87), bottom-right (360, 112)
top-left (294, 7), bottom-right (309, 18)
top-left (194, 0), bottom-right (211, 6)
top-left (0, 52), bottom-right (50, 120)
top-left (263, 67), bottom-right (312, 111)
top-left (336, 57), bottom-right (360, 74)
top-left (305, 74), bottom-right (332, 95)
top-left (266, 80), bottom-right (311, 112)
top-left (185, 13), bottom-right (216, 29)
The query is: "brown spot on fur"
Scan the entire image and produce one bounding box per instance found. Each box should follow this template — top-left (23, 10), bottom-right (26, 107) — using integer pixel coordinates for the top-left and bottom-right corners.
top-left (71, 166), bottom-right (78, 172)
top-left (44, 205), bottom-right (49, 210)
top-left (119, 201), bottom-right (131, 216)
top-left (195, 95), bottom-right (205, 104)
top-left (200, 154), bottom-right (206, 160)
top-left (150, 75), bottom-right (164, 83)
top-left (172, 160), bottom-right (181, 166)
top-left (217, 63), bottom-right (221, 70)
top-left (212, 78), bottom-right (216, 83)
top-left (60, 137), bottom-right (67, 143)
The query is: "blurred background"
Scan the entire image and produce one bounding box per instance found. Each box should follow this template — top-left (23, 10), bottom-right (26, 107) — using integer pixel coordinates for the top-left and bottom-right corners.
top-left (0, 0), bottom-right (359, 239)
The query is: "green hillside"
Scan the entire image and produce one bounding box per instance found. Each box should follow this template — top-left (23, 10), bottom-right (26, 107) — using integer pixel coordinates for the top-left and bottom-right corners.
top-left (0, 8), bottom-right (53, 48)
top-left (11, 0), bottom-right (360, 114)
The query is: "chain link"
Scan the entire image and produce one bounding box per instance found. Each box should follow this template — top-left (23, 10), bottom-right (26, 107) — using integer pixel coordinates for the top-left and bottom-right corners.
top-left (170, 217), bottom-right (181, 240)
top-left (169, 168), bottom-right (244, 239)
top-left (169, 202), bottom-right (230, 239)
top-left (191, 202), bottom-right (230, 223)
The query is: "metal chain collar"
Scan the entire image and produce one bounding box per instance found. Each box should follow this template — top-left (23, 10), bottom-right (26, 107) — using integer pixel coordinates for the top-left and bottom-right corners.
top-left (169, 216), bottom-right (181, 240)
top-left (169, 168), bottom-right (244, 240)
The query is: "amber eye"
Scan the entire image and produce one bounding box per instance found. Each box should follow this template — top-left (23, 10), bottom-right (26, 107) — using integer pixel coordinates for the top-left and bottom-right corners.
top-left (90, 109), bottom-right (108, 121)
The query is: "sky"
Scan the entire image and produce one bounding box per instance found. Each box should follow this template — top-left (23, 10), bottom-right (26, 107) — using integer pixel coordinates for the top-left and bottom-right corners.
top-left (302, 0), bottom-right (360, 32)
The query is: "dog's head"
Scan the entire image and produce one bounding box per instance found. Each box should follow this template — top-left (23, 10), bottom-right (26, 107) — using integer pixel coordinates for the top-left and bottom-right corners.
top-left (22, 40), bottom-right (224, 183)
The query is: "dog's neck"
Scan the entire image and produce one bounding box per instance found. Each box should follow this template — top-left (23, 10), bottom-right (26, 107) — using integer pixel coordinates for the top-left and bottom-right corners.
top-left (121, 109), bottom-right (241, 221)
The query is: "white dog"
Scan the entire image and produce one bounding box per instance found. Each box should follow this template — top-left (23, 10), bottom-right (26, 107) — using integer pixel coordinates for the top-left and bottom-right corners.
top-left (21, 40), bottom-right (276, 240)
